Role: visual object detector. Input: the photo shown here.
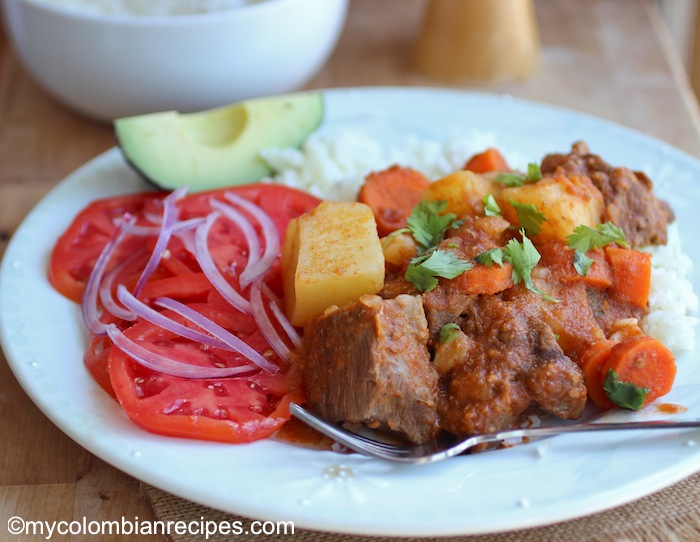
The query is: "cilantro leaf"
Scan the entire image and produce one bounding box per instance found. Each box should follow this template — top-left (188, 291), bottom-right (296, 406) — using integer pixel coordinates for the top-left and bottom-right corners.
top-left (566, 222), bottom-right (628, 276)
top-left (496, 172), bottom-right (526, 187)
top-left (527, 162), bottom-right (542, 182)
top-left (405, 250), bottom-right (472, 292)
top-left (439, 322), bottom-right (461, 343)
top-left (503, 231), bottom-right (558, 302)
top-left (495, 163), bottom-right (542, 187)
top-left (483, 194), bottom-right (502, 217)
top-left (572, 250), bottom-right (594, 276)
top-left (509, 200), bottom-right (547, 236)
top-left (475, 247), bottom-right (505, 267)
top-left (603, 369), bottom-right (649, 410)
top-left (566, 222), bottom-right (628, 252)
top-left (406, 200), bottom-right (459, 252)
top-left (503, 234), bottom-right (540, 285)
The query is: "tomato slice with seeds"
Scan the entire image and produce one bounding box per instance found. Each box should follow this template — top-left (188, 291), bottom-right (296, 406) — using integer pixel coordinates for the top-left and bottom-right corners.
top-left (49, 185), bottom-right (320, 303)
top-left (108, 304), bottom-right (305, 443)
top-left (49, 192), bottom-right (168, 303)
top-left (85, 333), bottom-right (117, 400)
top-left (50, 183), bottom-right (321, 443)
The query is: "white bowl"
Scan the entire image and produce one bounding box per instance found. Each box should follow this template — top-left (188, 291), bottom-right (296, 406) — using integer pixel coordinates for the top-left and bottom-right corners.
top-left (1, 0), bottom-right (347, 121)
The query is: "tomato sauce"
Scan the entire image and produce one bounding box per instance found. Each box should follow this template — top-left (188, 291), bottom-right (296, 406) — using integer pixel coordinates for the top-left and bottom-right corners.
top-left (656, 403), bottom-right (687, 415)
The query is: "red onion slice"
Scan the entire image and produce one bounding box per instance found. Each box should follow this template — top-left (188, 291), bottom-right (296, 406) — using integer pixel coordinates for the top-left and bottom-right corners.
top-left (116, 285), bottom-right (231, 351)
top-left (210, 198), bottom-right (261, 277)
top-left (268, 299), bottom-right (302, 349)
top-left (249, 279), bottom-right (290, 361)
top-left (81, 216), bottom-right (135, 335)
top-left (193, 212), bottom-right (252, 314)
top-left (106, 324), bottom-right (257, 379)
top-left (133, 186), bottom-right (186, 296)
top-left (175, 227), bottom-right (197, 256)
top-left (259, 282), bottom-right (301, 348)
top-left (154, 296), bottom-right (279, 374)
top-left (261, 282), bottom-right (283, 306)
top-left (143, 211), bottom-right (163, 224)
top-left (127, 217), bottom-right (204, 237)
top-left (98, 251), bottom-right (144, 322)
top-left (224, 192), bottom-right (279, 288)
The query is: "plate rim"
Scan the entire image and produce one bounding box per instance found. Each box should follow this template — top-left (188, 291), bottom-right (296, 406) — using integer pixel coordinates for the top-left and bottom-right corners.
top-left (2, 86), bottom-right (700, 537)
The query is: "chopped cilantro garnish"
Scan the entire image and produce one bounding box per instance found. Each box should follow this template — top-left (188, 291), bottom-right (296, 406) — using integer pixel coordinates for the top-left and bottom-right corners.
top-left (483, 194), bottom-right (502, 217)
top-left (503, 231), bottom-right (558, 302)
top-left (401, 200), bottom-right (472, 291)
top-left (495, 162), bottom-right (542, 187)
top-left (475, 247), bottom-right (505, 267)
top-left (496, 172), bottom-right (526, 187)
top-left (572, 250), bottom-right (594, 276)
top-left (566, 222), bottom-right (628, 252)
top-left (527, 162), bottom-right (543, 182)
top-left (476, 232), bottom-right (555, 301)
top-left (439, 322), bottom-right (461, 343)
top-left (509, 200), bottom-right (547, 236)
top-left (406, 200), bottom-right (460, 251)
top-left (566, 222), bottom-right (628, 276)
top-left (503, 234), bottom-right (539, 285)
top-left (603, 369), bottom-right (649, 410)
top-left (405, 250), bottom-right (473, 292)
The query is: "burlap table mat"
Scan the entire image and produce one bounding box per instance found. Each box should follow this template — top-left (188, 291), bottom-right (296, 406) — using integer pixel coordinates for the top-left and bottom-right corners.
top-left (144, 471), bottom-right (700, 542)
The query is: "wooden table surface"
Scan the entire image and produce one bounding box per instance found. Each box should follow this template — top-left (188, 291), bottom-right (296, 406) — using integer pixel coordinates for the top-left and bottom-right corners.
top-left (2, 0), bottom-right (700, 540)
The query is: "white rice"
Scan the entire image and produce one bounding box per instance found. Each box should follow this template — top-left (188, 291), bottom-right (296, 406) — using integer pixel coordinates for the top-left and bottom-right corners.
top-left (263, 130), bottom-right (698, 354)
top-left (30, 0), bottom-right (259, 16)
top-left (643, 224), bottom-right (699, 353)
top-left (261, 128), bottom-right (514, 202)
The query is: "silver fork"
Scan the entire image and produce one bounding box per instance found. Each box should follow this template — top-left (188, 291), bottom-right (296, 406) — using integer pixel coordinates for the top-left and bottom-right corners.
top-left (289, 403), bottom-right (700, 464)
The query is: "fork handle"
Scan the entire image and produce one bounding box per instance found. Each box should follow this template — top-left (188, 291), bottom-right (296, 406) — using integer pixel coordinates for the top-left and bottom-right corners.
top-left (473, 419), bottom-right (700, 448)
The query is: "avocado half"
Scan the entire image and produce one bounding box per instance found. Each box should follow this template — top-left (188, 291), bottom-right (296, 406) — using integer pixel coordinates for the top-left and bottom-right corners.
top-left (114, 93), bottom-right (324, 191)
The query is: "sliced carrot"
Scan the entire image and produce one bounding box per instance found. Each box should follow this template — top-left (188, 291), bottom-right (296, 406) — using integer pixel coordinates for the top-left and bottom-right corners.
top-left (453, 262), bottom-right (514, 295)
top-left (599, 336), bottom-right (676, 409)
top-left (538, 243), bottom-right (613, 288)
top-left (605, 246), bottom-right (652, 308)
top-left (357, 165), bottom-right (431, 237)
top-left (463, 148), bottom-right (510, 173)
top-left (579, 340), bottom-right (616, 410)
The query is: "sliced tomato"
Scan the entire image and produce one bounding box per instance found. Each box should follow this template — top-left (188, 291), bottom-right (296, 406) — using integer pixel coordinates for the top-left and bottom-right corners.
top-left (139, 272), bottom-right (213, 302)
top-left (84, 308), bottom-right (131, 399)
top-left (49, 185), bottom-right (320, 302)
top-left (176, 184), bottom-right (322, 297)
top-left (177, 184), bottom-right (321, 235)
top-left (108, 303), bottom-right (304, 443)
top-left (49, 192), bottom-right (167, 302)
top-left (50, 183), bottom-right (320, 443)
top-left (85, 334), bottom-right (117, 399)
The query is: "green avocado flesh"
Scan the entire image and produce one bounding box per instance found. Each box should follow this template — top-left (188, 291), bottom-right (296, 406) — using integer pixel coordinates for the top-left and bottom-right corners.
top-left (114, 93), bottom-right (324, 192)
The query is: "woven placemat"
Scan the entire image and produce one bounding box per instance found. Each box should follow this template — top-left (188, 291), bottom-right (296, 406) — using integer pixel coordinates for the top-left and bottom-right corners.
top-left (144, 472), bottom-right (700, 542)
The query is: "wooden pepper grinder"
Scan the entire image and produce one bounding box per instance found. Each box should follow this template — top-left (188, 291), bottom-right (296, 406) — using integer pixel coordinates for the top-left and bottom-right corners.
top-left (414, 0), bottom-right (540, 84)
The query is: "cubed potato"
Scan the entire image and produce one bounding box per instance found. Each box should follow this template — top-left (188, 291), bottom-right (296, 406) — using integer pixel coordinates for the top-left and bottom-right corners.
top-left (282, 201), bottom-right (385, 327)
top-left (501, 175), bottom-right (604, 243)
top-left (421, 170), bottom-right (494, 217)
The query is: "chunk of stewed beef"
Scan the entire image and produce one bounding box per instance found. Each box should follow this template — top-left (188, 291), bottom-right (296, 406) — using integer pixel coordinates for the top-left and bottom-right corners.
top-left (302, 294), bottom-right (440, 444)
top-left (435, 293), bottom-right (587, 436)
top-left (541, 141), bottom-right (673, 246)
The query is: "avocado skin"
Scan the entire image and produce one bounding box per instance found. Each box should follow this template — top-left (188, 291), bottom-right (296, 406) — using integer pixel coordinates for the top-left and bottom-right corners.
top-left (114, 93), bottom-right (324, 192)
top-left (115, 145), bottom-right (162, 191)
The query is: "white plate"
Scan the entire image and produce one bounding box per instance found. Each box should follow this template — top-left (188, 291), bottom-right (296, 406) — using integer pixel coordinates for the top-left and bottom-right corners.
top-left (2, 88), bottom-right (700, 537)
